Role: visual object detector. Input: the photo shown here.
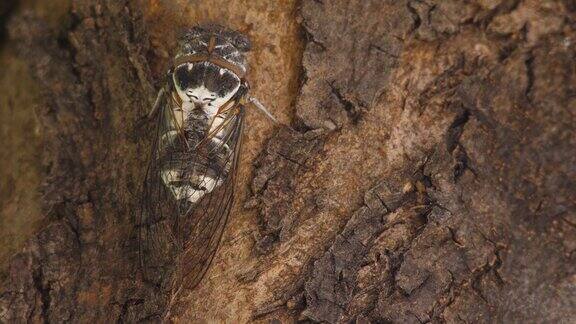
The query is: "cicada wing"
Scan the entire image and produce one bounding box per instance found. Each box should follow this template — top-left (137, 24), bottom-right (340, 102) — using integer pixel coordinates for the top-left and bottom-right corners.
top-left (138, 88), bottom-right (185, 286)
top-left (176, 107), bottom-right (245, 290)
top-left (139, 92), bottom-right (245, 290)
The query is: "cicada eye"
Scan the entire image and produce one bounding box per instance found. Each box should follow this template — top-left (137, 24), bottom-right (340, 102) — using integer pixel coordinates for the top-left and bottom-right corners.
top-left (232, 34), bottom-right (251, 52)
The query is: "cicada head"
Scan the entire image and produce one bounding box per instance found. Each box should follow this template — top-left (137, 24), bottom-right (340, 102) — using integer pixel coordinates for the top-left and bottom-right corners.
top-left (172, 25), bottom-right (251, 115)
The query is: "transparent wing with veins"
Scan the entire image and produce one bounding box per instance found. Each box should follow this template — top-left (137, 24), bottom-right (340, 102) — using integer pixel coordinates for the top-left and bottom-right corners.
top-left (137, 85), bottom-right (245, 290)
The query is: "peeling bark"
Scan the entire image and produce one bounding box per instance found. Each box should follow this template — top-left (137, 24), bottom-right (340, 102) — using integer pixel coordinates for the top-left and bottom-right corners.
top-left (1, 0), bottom-right (575, 323)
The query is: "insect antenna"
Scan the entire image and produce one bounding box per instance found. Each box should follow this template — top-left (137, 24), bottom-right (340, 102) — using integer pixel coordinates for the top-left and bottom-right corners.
top-left (247, 96), bottom-right (281, 124)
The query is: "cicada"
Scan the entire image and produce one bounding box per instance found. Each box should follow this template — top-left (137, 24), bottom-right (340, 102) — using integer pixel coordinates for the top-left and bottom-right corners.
top-left (138, 25), bottom-right (277, 290)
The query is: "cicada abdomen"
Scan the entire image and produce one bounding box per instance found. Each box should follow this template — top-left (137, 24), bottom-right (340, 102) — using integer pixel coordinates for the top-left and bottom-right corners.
top-left (137, 25), bottom-right (274, 290)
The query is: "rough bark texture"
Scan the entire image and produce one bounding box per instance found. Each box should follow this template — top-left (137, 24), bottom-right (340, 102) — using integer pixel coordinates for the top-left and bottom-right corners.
top-left (1, 0), bottom-right (575, 323)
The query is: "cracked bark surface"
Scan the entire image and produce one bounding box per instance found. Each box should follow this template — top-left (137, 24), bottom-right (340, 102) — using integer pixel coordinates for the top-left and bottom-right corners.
top-left (0, 0), bottom-right (575, 323)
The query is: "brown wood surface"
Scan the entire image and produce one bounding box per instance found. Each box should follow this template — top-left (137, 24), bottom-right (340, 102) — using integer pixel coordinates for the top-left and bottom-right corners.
top-left (0, 0), bottom-right (574, 323)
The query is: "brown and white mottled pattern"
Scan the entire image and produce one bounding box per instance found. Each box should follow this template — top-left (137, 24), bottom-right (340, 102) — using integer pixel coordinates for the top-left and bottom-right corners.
top-left (159, 25), bottom-right (249, 204)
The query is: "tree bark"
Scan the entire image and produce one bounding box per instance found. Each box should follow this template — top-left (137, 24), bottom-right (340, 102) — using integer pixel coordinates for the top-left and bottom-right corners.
top-left (0, 0), bottom-right (575, 323)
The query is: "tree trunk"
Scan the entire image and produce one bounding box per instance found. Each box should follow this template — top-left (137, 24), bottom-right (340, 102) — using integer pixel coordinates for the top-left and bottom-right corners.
top-left (1, 0), bottom-right (574, 323)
